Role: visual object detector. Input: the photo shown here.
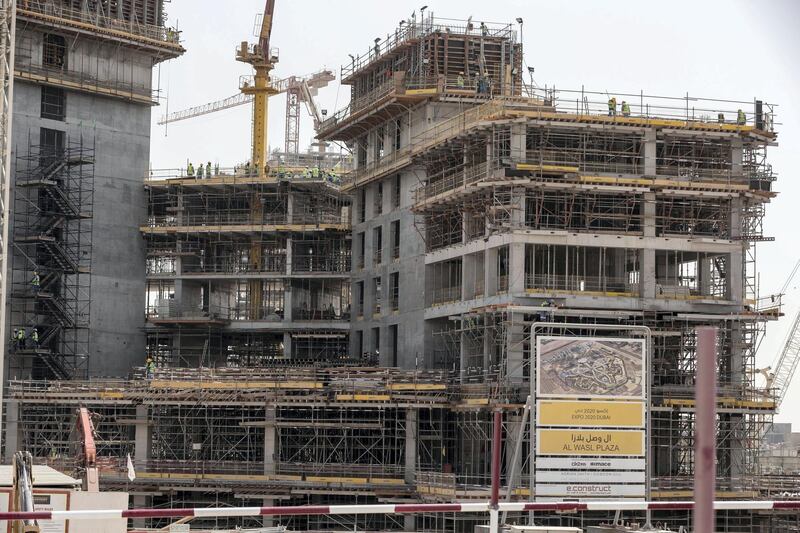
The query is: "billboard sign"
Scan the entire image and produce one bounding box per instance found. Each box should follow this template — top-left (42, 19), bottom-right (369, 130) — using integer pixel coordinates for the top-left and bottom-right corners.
top-left (535, 483), bottom-right (646, 498)
top-left (536, 336), bottom-right (645, 400)
top-left (536, 429), bottom-right (645, 456)
top-left (537, 400), bottom-right (645, 428)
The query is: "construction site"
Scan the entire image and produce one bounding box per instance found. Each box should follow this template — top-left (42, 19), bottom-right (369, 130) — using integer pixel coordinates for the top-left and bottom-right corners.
top-left (0, 2), bottom-right (798, 533)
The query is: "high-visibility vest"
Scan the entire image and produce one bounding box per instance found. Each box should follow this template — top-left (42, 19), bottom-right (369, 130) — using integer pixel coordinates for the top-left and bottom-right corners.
top-left (187, 164), bottom-right (194, 176)
top-left (17, 330), bottom-right (24, 340)
top-left (608, 98), bottom-right (616, 110)
top-left (622, 103), bottom-right (631, 114)
top-left (31, 330), bottom-right (38, 341)
top-left (206, 164), bottom-right (212, 177)
top-left (737, 110), bottom-right (746, 124)
top-left (457, 75), bottom-right (465, 88)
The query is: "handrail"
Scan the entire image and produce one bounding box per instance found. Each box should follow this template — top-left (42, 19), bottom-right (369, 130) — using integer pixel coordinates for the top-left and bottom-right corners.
top-left (17, 0), bottom-right (181, 46)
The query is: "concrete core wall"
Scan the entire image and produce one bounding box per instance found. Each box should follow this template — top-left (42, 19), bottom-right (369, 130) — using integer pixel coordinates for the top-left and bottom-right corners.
top-left (8, 26), bottom-right (154, 377)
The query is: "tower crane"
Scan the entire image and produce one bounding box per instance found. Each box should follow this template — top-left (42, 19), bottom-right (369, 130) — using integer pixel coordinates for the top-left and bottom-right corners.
top-left (234, 0), bottom-right (278, 175)
top-left (770, 311), bottom-right (800, 409)
top-left (755, 257), bottom-right (800, 410)
top-left (158, 69), bottom-right (335, 156)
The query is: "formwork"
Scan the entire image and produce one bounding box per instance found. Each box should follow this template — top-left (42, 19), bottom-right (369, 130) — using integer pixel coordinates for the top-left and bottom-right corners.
top-left (142, 159), bottom-right (353, 366)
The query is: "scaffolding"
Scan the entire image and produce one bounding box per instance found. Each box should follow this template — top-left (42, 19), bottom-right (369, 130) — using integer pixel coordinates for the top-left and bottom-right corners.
top-left (9, 135), bottom-right (93, 379)
top-left (142, 164), bottom-right (353, 366)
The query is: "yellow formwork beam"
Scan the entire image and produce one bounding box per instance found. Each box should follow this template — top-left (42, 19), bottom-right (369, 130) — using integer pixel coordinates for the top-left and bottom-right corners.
top-left (388, 383), bottom-right (447, 391)
top-left (334, 394), bottom-right (391, 402)
top-left (148, 379), bottom-right (323, 390)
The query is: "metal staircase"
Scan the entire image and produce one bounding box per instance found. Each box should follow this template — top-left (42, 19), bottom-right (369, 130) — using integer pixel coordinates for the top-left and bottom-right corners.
top-left (9, 139), bottom-right (94, 380)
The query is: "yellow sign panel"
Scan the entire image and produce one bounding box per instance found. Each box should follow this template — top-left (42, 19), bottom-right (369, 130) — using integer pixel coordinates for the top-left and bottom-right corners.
top-left (537, 429), bottom-right (644, 456)
top-left (538, 400), bottom-right (645, 428)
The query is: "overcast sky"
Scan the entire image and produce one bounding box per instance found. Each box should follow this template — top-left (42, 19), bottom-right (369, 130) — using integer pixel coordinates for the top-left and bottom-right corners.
top-left (151, 0), bottom-right (800, 426)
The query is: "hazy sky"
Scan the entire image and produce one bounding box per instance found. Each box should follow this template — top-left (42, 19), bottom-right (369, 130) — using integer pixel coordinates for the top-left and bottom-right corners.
top-left (151, 1), bottom-right (800, 425)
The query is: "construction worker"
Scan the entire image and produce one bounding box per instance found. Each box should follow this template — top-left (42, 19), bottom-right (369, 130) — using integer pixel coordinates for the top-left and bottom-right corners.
top-left (17, 327), bottom-right (26, 350)
top-left (145, 356), bottom-right (155, 379)
top-left (608, 96), bottom-right (617, 116)
top-left (244, 161), bottom-right (251, 176)
top-left (480, 22), bottom-right (488, 36)
top-left (187, 162), bottom-right (194, 177)
top-left (621, 101), bottom-right (631, 117)
top-left (737, 109), bottom-right (746, 125)
top-left (31, 328), bottom-right (38, 349)
top-left (31, 270), bottom-right (40, 294)
top-left (196, 163), bottom-right (204, 179)
top-left (12, 328), bottom-right (18, 350)
top-left (311, 166), bottom-right (320, 179)
top-left (206, 162), bottom-right (212, 178)
top-left (718, 113), bottom-right (725, 123)
top-left (456, 72), bottom-right (465, 89)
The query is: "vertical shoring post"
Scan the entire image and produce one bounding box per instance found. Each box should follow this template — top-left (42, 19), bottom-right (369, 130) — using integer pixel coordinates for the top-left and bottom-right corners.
top-left (695, 326), bottom-right (718, 533)
top-left (0, 0), bottom-right (15, 442)
top-left (490, 409), bottom-right (501, 533)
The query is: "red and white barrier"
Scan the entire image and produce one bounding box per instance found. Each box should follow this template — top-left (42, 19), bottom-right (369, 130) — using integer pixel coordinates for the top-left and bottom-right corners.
top-left (0, 501), bottom-right (799, 521)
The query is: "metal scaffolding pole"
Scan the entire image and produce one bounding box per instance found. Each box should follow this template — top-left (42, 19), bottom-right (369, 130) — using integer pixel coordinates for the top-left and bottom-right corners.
top-left (0, 0), bottom-right (16, 441)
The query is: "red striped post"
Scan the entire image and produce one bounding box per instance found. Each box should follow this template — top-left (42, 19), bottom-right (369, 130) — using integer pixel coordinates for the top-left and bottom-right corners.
top-left (695, 326), bottom-right (717, 533)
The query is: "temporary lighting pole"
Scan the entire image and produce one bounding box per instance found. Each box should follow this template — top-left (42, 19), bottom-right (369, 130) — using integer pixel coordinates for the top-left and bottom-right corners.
top-left (695, 326), bottom-right (718, 533)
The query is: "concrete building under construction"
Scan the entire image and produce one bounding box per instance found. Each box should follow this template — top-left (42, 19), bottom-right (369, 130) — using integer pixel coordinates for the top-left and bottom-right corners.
top-left (2, 9), bottom-right (797, 533)
top-left (7, 0), bottom-right (183, 379)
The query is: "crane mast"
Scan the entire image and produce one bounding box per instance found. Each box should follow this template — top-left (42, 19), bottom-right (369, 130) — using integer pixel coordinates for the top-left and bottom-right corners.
top-left (236, 0), bottom-right (278, 175)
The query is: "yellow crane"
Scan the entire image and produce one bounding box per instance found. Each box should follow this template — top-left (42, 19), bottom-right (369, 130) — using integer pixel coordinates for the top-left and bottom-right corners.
top-left (236, 0), bottom-right (278, 176)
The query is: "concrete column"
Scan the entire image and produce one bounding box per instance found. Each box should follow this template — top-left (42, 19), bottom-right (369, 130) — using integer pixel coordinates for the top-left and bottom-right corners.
top-left (3, 400), bottom-right (20, 462)
top-left (262, 497), bottom-right (275, 528)
top-left (460, 327), bottom-right (468, 380)
top-left (462, 253), bottom-right (477, 300)
top-left (727, 323), bottom-right (746, 479)
top-left (510, 123), bottom-right (526, 164)
top-left (285, 237), bottom-right (293, 276)
top-left (510, 187), bottom-right (526, 229)
top-left (286, 188), bottom-right (294, 224)
top-left (131, 402), bottom-right (151, 526)
top-left (642, 130), bottom-right (657, 176)
top-left (264, 407), bottom-right (277, 475)
top-left (506, 312), bottom-right (526, 382)
top-left (283, 284), bottom-right (293, 322)
top-left (729, 197), bottom-right (744, 303)
top-left (610, 248), bottom-right (627, 290)
top-left (509, 243), bottom-right (525, 294)
top-left (698, 256), bottom-right (712, 297)
top-left (485, 247), bottom-right (498, 297)
top-left (283, 332), bottom-right (292, 359)
top-left (403, 514), bottom-right (416, 532)
top-left (404, 408), bottom-right (417, 484)
top-left (131, 495), bottom-right (148, 526)
top-left (641, 192), bottom-right (656, 299)
top-left (133, 405), bottom-right (151, 463)
top-left (731, 138), bottom-right (743, 178)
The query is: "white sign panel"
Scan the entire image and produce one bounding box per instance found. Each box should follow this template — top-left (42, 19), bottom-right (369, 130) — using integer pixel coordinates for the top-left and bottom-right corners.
top-left (535, 483), bottom-right (646, 498)
top-left (535, 457), bottom-right (646, 470)
top-left (536, 470), bottom-right (645, 484)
